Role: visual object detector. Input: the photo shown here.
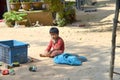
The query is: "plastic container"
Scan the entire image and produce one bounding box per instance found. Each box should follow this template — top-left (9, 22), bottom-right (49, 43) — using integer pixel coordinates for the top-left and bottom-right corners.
top-left (0, 40), bottom-right (28, 64)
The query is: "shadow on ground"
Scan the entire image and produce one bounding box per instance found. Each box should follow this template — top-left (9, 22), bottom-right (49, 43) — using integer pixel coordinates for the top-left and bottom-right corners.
top-left (1, 41), bottom-right (111, 80)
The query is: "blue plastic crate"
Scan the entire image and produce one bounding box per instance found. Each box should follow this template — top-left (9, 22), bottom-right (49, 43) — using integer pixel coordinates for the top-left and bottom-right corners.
top-left (0, 40), bottom-right (28, 64)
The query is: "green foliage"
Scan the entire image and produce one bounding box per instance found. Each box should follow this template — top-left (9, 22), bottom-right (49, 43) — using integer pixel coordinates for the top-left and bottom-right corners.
top-left (32, 0), bottom-right (42, 2)
top-left (64, 2), bottom-right (75, 15)
top-left (3, 11), bottom-right (27, 22)
top-left (57, 18), bottom-right (66, 27)
top-left (64, 2), bottom-right (75, 23)
top-left (55, 12), bottom-right (66, 27)
top-left (44, 0), bottom-right (64, 12)
top-left (56, 2), bottom-right (75, 25)
top-left (44, 0), bottom-right (75, 26)
top-left (9, 0), bottom-right (19, 3)
top-left (3, 11), bottom-right (27, 27)
top-left (22, 0), bottom-right (32, 2)
top-left (64, 9), bottom-right (75, 23)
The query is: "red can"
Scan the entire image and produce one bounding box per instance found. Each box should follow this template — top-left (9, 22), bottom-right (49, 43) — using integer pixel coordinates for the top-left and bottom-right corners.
top-left (2, 70), bottom-right (9, 75)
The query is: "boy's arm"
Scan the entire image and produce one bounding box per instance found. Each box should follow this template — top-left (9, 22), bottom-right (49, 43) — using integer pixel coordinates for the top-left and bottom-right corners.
top-left (45, 40), bottom-right (52, 52)
top-left (54, 39), bottom-right (64, 50)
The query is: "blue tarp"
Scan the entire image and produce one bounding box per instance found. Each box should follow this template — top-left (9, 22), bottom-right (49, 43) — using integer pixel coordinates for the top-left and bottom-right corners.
top-left (53, 53), bottom-right (87, 66)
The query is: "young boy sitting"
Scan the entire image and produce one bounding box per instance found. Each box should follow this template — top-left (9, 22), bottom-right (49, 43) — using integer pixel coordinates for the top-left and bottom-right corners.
top-left (40, 27), bottom-right (65, 58)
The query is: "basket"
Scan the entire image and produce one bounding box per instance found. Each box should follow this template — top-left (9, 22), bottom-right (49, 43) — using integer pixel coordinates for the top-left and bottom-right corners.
top-left (0, 40), bottom-right (28, 64)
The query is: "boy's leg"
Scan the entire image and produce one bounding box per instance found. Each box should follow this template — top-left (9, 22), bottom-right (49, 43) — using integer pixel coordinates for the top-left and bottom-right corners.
top-left (50, 50), bottom-right (63, 58)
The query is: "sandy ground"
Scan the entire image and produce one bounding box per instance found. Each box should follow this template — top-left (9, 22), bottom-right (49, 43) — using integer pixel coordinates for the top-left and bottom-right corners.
top-left (0, 0), bottom-right (120, 80)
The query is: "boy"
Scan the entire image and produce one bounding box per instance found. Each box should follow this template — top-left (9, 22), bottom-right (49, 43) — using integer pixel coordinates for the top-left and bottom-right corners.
top-left (40, 27), bottom-right (65, 58)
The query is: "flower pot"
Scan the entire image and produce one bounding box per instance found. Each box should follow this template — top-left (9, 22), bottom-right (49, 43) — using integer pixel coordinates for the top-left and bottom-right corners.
top-left (32, 2), bottom-right (43, 10)
top-left (10, 2), bottom-right (21, 11)
top-left (21, 2), bottom-right (31, 11)
top-left (17, 19), bottom-right (28, 26)
top-left (5, 21), bottom-right (15, 27)
top-left (42, 2), bottom-right (51, 10)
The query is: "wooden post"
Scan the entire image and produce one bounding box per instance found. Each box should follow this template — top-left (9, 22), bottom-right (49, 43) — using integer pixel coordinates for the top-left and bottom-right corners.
top-left (110, 0), bottom-right (120, 80)
top-left (6, 0), bottom-right (10, 11)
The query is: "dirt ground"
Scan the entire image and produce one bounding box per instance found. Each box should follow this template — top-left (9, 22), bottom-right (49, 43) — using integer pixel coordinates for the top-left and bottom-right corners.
top-left (0, 0), bottom-right (120, 80)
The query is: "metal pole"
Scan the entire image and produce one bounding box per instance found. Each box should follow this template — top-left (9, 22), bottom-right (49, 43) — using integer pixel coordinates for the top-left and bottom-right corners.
top-left (110, 0), bottom-right (120, 80)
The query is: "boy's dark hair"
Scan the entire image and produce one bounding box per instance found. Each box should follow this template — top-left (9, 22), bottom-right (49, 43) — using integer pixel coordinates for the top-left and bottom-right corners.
top-left (49, 27), bottom-right (59, 34)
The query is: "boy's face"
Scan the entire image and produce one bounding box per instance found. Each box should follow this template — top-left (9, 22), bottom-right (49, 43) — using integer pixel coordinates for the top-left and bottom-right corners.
top-left (50, 33), bottom-right (59, 40)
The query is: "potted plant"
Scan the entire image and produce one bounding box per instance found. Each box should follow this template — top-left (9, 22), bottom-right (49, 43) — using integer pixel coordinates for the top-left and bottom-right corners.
top-left (64, 2), bottom-right (76, 23)
top-left (21, 0), bottom-right (32, 11)
top-left (43, 0), bottom-right (75, 27)
top-left (9, 0), bottom-right (21, 11)
top-left (55, 1), bottom-right (76, 26)
top-left (32, 0), bottom-right (43, 10)
top-left (3, 11), bottom-right (27, 27)
top-left (44, 0), bottom-right (65, 26)
top-left (44, 0), bottom-right (64, 12)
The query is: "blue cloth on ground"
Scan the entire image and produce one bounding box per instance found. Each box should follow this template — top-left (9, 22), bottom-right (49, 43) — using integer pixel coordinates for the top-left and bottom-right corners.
top-left (79, 56), bottom-right (87, 62)
top-left (53, 53), bottom-right (87, 66)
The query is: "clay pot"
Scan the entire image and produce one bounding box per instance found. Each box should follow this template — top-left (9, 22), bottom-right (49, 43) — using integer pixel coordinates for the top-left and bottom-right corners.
top-left (21, 2), bottom-right (31, 11)
top-left (32, 2), bottom-right (43, 10)
top-left (10, 2), bottom-right (21, 11)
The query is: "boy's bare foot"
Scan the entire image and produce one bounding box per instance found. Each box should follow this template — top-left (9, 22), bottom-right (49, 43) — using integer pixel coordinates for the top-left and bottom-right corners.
top-left (39, 53), bottom-right (51, 57)
top-left (39, 54), bottom-right (47, 57)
